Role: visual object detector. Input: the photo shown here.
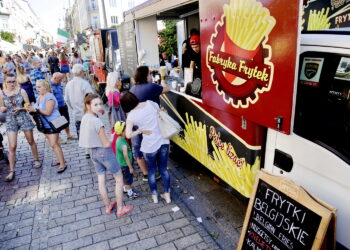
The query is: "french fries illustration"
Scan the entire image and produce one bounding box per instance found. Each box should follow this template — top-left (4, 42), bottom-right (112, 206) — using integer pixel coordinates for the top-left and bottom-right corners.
top-left (172, 113), bottom-right (260, 198)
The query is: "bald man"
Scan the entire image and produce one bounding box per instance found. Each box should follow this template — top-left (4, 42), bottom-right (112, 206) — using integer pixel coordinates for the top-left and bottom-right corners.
top-left (50, 72), bottom-right (75, 140)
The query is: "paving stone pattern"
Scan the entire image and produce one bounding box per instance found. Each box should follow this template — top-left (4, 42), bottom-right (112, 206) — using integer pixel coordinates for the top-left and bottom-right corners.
top-left (0, 111), bottom-right (221, 249)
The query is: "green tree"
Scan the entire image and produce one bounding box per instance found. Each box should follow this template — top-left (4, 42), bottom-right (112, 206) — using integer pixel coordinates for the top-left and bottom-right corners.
top-left (0, 31), bottom-right (15, 43)
top-left (158, 20), bottom-right (177, 59)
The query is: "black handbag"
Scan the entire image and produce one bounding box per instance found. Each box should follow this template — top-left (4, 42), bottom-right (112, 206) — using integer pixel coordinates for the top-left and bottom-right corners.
top-left (29, 111), bottom-right (47, 133)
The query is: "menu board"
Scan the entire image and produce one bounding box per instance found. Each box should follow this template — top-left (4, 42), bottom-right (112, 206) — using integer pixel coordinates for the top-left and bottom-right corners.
top-left (117, 21), bottom-right (138, 77)
top-left (303, 0), bottom-right (350, 31)
top-left (238, 171), bottom-right (336, 250)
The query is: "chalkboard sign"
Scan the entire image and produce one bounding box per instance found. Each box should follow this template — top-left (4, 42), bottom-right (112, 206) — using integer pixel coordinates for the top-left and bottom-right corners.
top-left (238, 171), bottom-right (336, 250)
top-left (117, 21), bottom-right (138, 78)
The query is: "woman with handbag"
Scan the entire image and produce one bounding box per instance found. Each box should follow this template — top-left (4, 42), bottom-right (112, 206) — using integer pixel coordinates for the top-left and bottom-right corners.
top-left (130, 66), bottom-right (170, 181)
top-left (25, 80), bottom-right (67, 173)
top-left (105, 72), bottom-right (125, 155)
top-left (120, 91), bottom-right (171, 204)
top-left (0, 73), bottom-right (41, 182)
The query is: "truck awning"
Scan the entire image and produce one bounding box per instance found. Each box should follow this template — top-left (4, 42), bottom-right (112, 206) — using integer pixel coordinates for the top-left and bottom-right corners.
top-left (124, 0), bottom-right (198, 21)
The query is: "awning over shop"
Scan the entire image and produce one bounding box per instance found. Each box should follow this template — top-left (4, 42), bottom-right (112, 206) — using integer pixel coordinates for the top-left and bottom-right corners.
top-left (0, 40), bottom-right (21, 53)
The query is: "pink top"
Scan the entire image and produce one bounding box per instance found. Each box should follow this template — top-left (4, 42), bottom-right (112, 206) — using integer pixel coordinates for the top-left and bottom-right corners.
top-left (107, 91), bottom-right (120, 107)
top-left (60, 60), bottom-right (69, 66)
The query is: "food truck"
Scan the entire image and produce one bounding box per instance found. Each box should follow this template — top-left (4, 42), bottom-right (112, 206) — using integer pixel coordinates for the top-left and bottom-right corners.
top-left (123, 0), bottom-right (350, 247)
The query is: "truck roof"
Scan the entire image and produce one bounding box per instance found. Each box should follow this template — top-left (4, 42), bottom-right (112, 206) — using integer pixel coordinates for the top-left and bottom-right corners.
top-left (124, 0), bottom-right (198, 21)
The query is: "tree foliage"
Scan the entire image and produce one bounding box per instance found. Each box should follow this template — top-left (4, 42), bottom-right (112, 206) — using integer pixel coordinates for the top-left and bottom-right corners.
top-left (158, 20), bottom-right (177, 59)
top-left (0, 31), bottom-right (15, 43)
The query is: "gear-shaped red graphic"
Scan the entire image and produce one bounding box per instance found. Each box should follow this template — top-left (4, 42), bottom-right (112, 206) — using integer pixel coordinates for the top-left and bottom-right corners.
top-left (206, 15), bottom-right (274, 108)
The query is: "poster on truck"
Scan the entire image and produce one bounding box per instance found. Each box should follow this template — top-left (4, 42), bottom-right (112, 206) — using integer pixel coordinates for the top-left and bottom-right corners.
top-left (200, 0), bottom-right (300, 134)
top-left (303, 0), bottom-right (350, 31)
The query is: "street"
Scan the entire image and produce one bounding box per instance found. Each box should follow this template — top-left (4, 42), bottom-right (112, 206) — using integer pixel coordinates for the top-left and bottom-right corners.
top-left (0, 110), bottom-right (243, 250)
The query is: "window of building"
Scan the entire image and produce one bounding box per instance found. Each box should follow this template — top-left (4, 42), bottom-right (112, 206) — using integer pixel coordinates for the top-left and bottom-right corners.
top-left (109, 0), bottom-right (117, 7)
top-left (90, 0), bottom-right (97, 10)
top-left (92, 16), bottom-right (99, 29)
top-left (294, 51), bottom-right (350, 163)
top-left (1, 18), bottom-right (8, 29)
top-left (111, 16), bottom-right (118, 24)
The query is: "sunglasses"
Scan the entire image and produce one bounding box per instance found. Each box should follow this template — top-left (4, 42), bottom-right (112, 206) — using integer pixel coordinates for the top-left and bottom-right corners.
top-left (6, 81), bottom-right (16, 84)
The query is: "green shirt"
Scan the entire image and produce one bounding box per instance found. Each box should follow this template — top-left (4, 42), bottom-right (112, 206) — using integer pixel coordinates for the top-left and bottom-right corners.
top-left (116, 137), bottom-right (132, 167)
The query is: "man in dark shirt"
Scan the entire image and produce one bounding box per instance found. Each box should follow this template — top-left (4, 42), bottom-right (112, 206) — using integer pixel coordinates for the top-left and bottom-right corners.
top-left (182, 28), bottom-right (199, 71)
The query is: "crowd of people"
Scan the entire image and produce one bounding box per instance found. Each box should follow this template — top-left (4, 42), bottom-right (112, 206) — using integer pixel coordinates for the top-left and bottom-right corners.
top-left (0, 48), bottom-right (173, 216)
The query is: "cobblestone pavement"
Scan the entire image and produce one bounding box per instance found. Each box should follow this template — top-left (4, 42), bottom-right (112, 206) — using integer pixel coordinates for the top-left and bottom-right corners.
top-left (0, 112), bottom-right (229, 250)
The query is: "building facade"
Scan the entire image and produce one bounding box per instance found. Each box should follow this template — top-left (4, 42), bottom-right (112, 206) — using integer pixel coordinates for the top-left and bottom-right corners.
top-left (0, 0), bottom-right (52, 49)
top-left (65, 0), bottom-right (147, 37)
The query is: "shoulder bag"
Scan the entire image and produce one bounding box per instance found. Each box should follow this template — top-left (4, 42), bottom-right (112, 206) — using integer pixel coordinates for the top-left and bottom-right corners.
top-left (150, 101), bottom-right (182, 139)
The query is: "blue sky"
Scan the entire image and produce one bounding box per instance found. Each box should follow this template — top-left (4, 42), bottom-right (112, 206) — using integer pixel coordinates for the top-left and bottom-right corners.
top-left (28, 0), bottom-right (70, 37)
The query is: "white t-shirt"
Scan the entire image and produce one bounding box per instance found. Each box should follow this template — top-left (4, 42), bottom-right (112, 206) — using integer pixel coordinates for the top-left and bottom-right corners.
top-left (79, 113), bottom-right (104, 148)
top-left (127, 101), bottom-right (169, 153)
top-left (64, 77), bottom-right (93, 121)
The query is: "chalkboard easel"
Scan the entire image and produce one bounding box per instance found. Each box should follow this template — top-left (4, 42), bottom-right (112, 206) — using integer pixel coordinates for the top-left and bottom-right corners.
top-left (238, 170), bottom-right (336, 250)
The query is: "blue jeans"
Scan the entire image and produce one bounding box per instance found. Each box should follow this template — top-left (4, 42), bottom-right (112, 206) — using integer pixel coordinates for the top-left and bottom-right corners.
top-left (143, 144), bottom-right (170, 195)
top-left (91, 147), bottom-right (121, 175)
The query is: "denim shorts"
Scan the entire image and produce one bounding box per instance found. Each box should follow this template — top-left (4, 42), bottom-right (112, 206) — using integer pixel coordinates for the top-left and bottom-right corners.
top-left (131, 133), bottom-right (143, 158)
top-left (121, 166), bottom-right (134, 185)
top-left (90, 147), bottom-right (121, 175)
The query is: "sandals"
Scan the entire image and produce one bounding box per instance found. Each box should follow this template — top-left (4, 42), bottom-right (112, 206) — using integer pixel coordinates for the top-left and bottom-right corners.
top-left (6, 171), bottom-right (15, 182)
top-left (117, 205), bottom-right (133, 217)
top-left (57, 165), bottom-right (67, 173)
top-left (160, 193), bottom-right (171, 204)
top-left (51, 161), bottom-right (60, 167)
top-left (105, 202), bottom-right (116, 215)
top-left (151, 195), bottom-right (158, 204)
top-left (34, 160), bottom-right (41, 169)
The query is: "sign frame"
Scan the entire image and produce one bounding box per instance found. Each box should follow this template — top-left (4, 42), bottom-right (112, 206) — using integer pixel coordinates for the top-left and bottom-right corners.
top-left (238, 170), bottom-right (336, 250)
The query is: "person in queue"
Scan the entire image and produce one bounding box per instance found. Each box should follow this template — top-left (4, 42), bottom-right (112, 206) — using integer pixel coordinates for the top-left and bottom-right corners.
top-left (120, 91), bottom-right (171, 204)
top-left (79, 93), bottom-right (133, 216)
top-left (50, 72), bottom-right (75, 142)
top-left (0, 73), bottom-right (41, 181)
top-left (64, 64), bottom-right (93, 154)
top-left (16, 66), bottom-right (36, 103)
top-left (3, 55), bottom-right (16, 75)
top-left (25, 80), bottom-right (67, 173)
top-left (48, 52), bottom-right (60, 75)
top-left (30, 59), bottom-right (45, 98)
top-left (129, 66), bottom-right (170, 182)
top-left (59, 52), bottom-right (70, 83)
top-left (105, 72), bottom-right (125, 155)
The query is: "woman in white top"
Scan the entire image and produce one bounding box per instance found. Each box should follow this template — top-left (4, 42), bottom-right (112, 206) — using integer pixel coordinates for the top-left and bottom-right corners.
top-left (79, 93), bottom-right (133, 216)
top-left (120, 91), bottom-right (171, 204)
